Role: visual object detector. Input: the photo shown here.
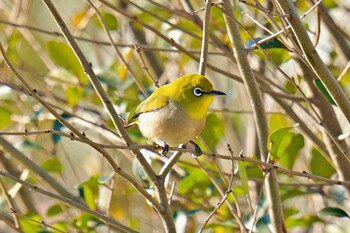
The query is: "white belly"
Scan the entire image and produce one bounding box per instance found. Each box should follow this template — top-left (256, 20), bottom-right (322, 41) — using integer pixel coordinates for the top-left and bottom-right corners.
top-left (138, 102), bottom-right (206, 146)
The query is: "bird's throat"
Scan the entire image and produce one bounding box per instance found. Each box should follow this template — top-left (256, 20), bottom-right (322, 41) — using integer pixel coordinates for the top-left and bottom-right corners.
top-left (183, 96), bottom-right (214, 120)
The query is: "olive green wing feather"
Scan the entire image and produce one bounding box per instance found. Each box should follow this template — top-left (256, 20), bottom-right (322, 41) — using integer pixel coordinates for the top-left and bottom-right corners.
top-left (131, 94), bottom-right (169, 119)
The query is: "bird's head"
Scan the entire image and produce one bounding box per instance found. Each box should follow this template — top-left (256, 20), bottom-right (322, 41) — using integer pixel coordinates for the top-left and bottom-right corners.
top-left (166, 74), bottom-right (225, 119)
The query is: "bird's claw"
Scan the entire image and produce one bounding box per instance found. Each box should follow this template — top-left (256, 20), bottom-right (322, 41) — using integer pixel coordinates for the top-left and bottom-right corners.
top-left (189, 141), bottom-right (202, 158)
top-left (159, 143), bottom-right (169, 156)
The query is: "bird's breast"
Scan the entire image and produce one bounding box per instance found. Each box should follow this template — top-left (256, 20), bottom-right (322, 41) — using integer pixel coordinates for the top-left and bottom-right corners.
top-left (138, 101), bottom-right (206, 146)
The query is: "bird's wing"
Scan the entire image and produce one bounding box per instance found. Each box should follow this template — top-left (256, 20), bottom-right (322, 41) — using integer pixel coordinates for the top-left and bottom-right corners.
top-left (131, 94), bottom-right (169, 119)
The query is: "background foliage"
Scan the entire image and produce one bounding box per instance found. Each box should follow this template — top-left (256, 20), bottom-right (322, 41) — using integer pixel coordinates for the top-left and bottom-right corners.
top-left (0, 0), bottom-right (350, 232)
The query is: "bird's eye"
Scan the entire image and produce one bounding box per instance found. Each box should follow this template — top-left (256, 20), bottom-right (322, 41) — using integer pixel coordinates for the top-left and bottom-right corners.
top-left (193, 87), bottom-right (203, 97)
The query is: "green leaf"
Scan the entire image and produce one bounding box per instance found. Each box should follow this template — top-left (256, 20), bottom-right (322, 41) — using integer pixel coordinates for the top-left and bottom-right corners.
top-left (268, 126), bottom-right (295, 161)
top-left (277, 133), bottom-right (304, 169)
top-left (83, 185), bottom-right (96, 210)
top-left (286, 215), bottom-right (322, 228)
top-left (46, 41), bottom-right (87, 85)
top-left (7, 31), bottom-right (48, 71)
top-left (237, 161), bottom-right (249, 196)
top-left (137, 5), bottom-right (171, 27)
top-left (20, 212), bottom-right (43, 233)
top-left (285, 80), bottom-right (297, 94)
top-left (79, 175), bottom-right (100, 210)
top-left (246, 164), bottom-right (263, 179)
top-left (275, 132), bottom-right (294, 157)
top-left (46, 204), bottom-right (64, 217)
top-left (52, 221), bottom-right (69, 232)
top-left (269, 49), bottom-right (291, 65)
top-left (101, 12), bottom-right (119, 30)
top-left (269, 114), bottom-right (292, 133)
top-left (80, 175), bottom-right (100, 186)
top-left (322, 0), bottom-right (337, 9)
top-left (65, 86), bottom-right (84, 107)
top-left (280, 186), bottom-right (320, 201)
top-left (178, 168), bottom-right (212, 195)
top-left (200, 114), bottom-right (225, 150)
top-left (0, 107), bottom-right (11, 129)
top-left (315, 79), bottom-right (336, 105)
top-left (168, 19), bottom-right (202, 37)
top-left (73, 213), bottom-right (102, 231)
top-left (204, 222), bottom-right (237, 231)
top-left (284, 207), bottom-right (299, 219)
top-left (41, 158), bottom-right (63, 173)
top-left (319, 207), bottom-right (350, 218)
top-left (310, 147), bottom-right (336, 178)
top-left (7, 31), bottom-right (22, 65)
top-left (268, 127), bottom-right (293, 151)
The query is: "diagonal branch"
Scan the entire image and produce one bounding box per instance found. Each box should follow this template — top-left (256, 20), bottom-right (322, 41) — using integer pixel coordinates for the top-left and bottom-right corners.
top-left (0, 39), bottom-right (163, 215)
top-left (42, 1), bottom-right (175, 232)
top-left (41, 0), bottom-right (157, 182)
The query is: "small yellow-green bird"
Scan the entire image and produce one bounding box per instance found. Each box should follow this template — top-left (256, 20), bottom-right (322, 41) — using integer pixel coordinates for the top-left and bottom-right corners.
top-left (131, 74), bottom-right (225, 157)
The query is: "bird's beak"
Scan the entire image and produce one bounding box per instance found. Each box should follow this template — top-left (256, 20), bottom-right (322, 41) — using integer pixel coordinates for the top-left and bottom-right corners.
top-left (208, 90), bottom-right (226, 96)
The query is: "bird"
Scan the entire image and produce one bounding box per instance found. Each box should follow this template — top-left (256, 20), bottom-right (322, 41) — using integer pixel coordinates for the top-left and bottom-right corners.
top-left (131, 74), bottom-right (225, 157)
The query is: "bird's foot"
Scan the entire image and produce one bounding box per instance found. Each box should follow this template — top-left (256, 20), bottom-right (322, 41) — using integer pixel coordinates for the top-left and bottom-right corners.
top-left (188, 140), bottom-right (202, 158)
top-left (156, 141), bottom-right (169, 156)
top-left (160, 144), bottom-right (169, 156)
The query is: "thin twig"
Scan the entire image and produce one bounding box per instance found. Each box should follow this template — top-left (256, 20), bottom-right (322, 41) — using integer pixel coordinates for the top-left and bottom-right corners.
top-left (2, 130), bottom-right (349, 187)
top-left (14, 211), bottom-right (66, 233)
top-left (248, 174), bottom-right (268, 233)
top-left (86, 0), bottom-right (149, 96)
top-left (198, 144), bottom-right (237, 232)
top-left (0, 213), bottom-right (22, 233)
top-left (239, 0), bottom-right (290, 17)
top-left (209, 108), bottom-right (284, 114)
top-left (134, 44), bottom-right (159, 87)
top-left (312, 1), bottom-right (321, 46)
top-left (198, 189), bottom-right (232, 233)
top-left (337, 60), bottom-right (350, 82)
top-left (196, 159), bottom-right (246, 231)
top-left (0, 18), bottom-right (227, 55)
top-left (121, 0), bottom-right (202, 40)
top-left (159, 150), bottom-right (183, 178)
top-left (198, 0), bottom-right (213, 75)
top-left (246, 0), bottom-right (322, 50)
top-left (168, 182), bottom-right (176, 205)
top-left (0, 178), bottom-right (22, 231)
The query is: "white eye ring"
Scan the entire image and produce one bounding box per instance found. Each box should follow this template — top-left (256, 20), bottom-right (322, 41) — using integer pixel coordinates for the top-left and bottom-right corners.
top-left (193, 87), bottom-right (203, 96)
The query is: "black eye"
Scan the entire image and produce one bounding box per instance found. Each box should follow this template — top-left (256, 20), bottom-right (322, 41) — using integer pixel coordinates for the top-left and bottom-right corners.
top-left (193, 87), bottom-right (202, 96)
